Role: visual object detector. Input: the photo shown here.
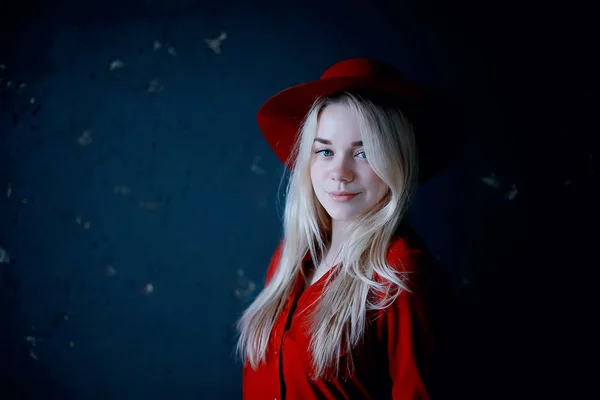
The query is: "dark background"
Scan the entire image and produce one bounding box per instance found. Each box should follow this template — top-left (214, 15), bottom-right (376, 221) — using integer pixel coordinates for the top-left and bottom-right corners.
top-left (0, 0), bottom-right (593, 398)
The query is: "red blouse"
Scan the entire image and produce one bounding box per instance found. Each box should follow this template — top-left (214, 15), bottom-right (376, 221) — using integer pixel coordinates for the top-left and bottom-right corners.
top-left (243, 238), bottom-right (436, 400)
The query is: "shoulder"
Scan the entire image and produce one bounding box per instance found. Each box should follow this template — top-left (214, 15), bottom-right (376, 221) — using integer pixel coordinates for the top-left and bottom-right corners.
top-left (387, 237), bottom-right (423, 272)
top-left (382, 236), bottom-right (433, 294)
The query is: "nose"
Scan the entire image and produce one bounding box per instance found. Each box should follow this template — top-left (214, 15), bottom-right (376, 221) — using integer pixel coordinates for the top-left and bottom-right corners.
top-left (330, 155), bottom-right (354, 183)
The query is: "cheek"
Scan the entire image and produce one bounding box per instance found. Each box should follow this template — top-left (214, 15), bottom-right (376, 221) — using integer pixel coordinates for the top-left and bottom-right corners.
top-left (309, 167), bottom-right (320, 194)
top-left (310, 162), bottom-right (324, 186)
top-left (364, 170), bottom-right (389, 199)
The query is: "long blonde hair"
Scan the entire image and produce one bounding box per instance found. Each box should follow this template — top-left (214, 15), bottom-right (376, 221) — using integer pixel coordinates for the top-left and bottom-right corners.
top-left (236, 90), bottom-right (419, 379)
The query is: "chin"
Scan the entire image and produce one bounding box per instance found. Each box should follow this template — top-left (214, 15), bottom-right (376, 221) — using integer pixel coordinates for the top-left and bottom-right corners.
top-left (323, 206), bottom-right (361, 221)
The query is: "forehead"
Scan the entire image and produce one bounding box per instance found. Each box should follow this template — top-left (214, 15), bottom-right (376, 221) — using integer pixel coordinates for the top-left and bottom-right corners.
top-left (314, 103), bottom-right (361, 143)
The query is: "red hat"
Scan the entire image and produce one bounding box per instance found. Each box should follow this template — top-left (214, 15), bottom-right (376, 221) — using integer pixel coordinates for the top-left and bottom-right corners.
top-left (257, 57), bottom-right (423, 168)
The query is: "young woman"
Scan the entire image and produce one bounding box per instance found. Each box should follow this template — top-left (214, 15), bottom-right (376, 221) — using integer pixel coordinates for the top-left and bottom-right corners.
top-left (237, 58), bottom-right (440, 399)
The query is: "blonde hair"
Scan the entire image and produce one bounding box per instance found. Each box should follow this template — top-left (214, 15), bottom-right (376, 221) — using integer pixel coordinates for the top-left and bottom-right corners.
top-left (236, 90), bottom-right (419, 379)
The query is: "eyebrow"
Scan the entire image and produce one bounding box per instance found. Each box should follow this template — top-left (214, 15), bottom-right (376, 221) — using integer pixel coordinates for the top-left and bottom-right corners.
top-left (313, 137), bottom-right (363, 146)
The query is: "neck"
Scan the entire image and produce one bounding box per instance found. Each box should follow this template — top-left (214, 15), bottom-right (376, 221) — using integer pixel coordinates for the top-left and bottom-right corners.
top-left (326, 219), bottom-right (350, 265)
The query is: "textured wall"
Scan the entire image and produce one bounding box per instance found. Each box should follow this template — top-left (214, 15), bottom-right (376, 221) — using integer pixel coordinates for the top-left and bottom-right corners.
top-left (1, 0), bottom-right (589, 399)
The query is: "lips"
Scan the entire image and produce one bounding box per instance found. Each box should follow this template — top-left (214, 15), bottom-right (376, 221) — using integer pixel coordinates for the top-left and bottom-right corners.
top-left (329, 191), bottom-right (357, 196)
top-left (328, 192), bottom-right (359, 202)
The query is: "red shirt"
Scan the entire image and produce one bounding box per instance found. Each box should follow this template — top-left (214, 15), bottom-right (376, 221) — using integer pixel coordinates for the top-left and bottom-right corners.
top-left (243, 237), bottom-right (436, 399)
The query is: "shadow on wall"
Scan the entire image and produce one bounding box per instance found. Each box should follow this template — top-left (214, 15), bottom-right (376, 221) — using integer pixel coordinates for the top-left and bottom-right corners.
top-left (399, 222), bottom-right (530, 400)
top-left (411, 88), bottom-right (466, 184)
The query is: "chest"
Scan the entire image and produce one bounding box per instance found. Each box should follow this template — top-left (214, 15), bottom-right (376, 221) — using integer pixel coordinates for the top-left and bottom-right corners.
top-left (272, 273), bottom-right (385, 374)
top-left (243, 268), bottom-right (391, 399)
top-left (304, 260), bottom-right (331, 287)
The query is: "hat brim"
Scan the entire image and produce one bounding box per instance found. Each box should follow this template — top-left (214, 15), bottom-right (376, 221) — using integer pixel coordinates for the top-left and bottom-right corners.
top-left (257, 76), bottom-right (422, 167)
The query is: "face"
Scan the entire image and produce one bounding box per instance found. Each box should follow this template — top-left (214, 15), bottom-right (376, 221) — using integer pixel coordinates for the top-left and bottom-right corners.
top-left (310, 103), bottom-right (389, 223)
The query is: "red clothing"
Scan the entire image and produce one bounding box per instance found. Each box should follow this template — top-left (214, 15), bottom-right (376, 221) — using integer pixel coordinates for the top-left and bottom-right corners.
top-left (243, 238), bottom-right (436, 400)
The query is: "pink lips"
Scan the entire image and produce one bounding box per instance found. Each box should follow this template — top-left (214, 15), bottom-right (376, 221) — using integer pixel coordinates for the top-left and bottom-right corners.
top-left (328, 192), bottom-right (359, 202)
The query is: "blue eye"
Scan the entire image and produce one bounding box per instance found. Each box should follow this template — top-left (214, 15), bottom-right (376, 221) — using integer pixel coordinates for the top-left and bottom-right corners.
top-left (315, 149), bottom-right (333, 157)
top-left (314, 149), bottom-right (367, 159)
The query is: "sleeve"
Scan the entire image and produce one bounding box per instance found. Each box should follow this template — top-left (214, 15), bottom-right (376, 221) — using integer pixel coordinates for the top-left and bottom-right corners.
top-left (242, 240), bottom-right (284, 391)
top-left (378, 242), bottom-right (437, 400)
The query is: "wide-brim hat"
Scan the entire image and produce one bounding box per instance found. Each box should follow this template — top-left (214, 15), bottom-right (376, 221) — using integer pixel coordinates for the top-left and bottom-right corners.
top-left (257, 57), bottom-right (423, 170)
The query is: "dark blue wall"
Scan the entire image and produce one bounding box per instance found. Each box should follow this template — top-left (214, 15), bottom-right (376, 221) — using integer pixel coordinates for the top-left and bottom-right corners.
top-left (0, 0), bottom-right (591, 399)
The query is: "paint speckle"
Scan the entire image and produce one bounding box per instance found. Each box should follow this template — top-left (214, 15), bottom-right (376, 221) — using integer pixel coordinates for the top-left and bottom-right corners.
top-left (140, 201), bottom-right (158, 210)
top-left (234, 269), bottom-right (256, 300)
top-left (481, 172), bottom-right (500, 189)
top-left (109, 59), bottom-right (125, 71)
top-left (77, 130), bottom-right (92, 146)
top-left (504, 184), bottom-right (518, 201)
top-left (204, 32), bottom-right (227, 55)
top-left (0, 247), bottom-right (10, 264)
top-left (250, 156), bottom-right (265, 175)
top-left (143, 283), bottom-right (154, 294)
top-left (113, 185), bottom-right (132, 196)
top-left (105, 264), bottom-right (117, 277)
top-left (147, 79), bottom-right (163, 93)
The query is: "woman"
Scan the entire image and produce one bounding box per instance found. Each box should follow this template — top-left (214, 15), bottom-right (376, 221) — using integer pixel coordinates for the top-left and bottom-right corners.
top-left (237, 58), bottom-right (440, 399)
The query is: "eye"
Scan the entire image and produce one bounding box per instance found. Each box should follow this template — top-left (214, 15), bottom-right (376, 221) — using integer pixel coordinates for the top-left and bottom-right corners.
top-left (355, 150), bottom-right (367, 159)
top-left (314, 149), bottom-right (333, 157)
